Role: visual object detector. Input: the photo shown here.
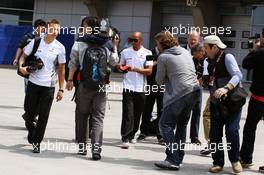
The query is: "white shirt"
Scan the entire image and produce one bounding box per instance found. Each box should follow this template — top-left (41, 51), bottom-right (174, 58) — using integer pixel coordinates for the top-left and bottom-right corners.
top-left (120, 46), bottom-right (153, 92)
top-left (203, 58), bottom-right (209, 76)
top-left (24, 38), bottom-right (66, 87)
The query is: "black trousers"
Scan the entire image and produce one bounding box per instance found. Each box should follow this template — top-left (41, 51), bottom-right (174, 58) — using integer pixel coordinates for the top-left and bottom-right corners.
top-left (139, 90), bottom-right (163, 138)
top-left (240, 97), bottom-right (264, 164)
top-left (24, 81), bottom-right (55, 144)
top-left (121, 89), bottom-right (146, 141)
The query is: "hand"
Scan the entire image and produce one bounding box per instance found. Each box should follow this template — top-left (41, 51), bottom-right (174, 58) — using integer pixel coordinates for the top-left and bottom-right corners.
top-left (253, 42), bottom-right (261, 51)
top-left (19, 67), bottom-right (29, 75)
top-left (128, 66), bottom-right (136, 72)
top-left (13, 59), bottom-right (18, 66)
top-left (198, 78), bottom-right (203, 87)
top-left (66, 81), bottom-right (74, 91)
top-left (214, 88), bottom-right (228, 99)
top-left (56, 90), bottom-right (63, 102)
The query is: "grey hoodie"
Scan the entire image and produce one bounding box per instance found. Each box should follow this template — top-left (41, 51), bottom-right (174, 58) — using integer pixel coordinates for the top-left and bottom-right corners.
top-left (156, 46), bottom-right (199, 108)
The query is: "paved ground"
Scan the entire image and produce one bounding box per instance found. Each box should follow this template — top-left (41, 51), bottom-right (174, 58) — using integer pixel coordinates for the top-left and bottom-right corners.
top-left (0, 68), bottom-right (263, 175)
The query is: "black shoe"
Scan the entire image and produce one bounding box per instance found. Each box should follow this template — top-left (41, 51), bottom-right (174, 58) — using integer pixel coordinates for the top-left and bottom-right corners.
top-left (191, 138), bottom-right (201, 145)
top-left (200, 146), bottom-right (211, 155)
top-left (78, 143), bottom-right (87, 155)
top-left (136, 134), bottom-right (146, 142)
top-left (32, 143), bottom-right (40, 153)
top-left (27, 128), bottom-right (35, 144)
top-left (154, 160), bottom-right (180, 170)
top-left (92, 153), bottom-right (101, 160)
top-left (259, 166), bottom-right (264, 173)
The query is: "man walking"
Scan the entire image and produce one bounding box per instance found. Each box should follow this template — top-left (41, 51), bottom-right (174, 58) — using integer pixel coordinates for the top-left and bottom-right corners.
top-left (19, 19), bottom-right (65, 153)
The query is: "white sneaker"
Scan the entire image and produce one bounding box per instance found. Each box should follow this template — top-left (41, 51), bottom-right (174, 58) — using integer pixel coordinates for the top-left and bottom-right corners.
top-left (129, 139), bottom-right (136, 144)
top-left (121, 141), bottom-right (129, 149)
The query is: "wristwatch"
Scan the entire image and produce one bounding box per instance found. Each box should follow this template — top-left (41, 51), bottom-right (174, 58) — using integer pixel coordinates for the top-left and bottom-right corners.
top-left (223, 86), bottom-right (230, 91)
top-left (59, 89), bottom-right (64, 93)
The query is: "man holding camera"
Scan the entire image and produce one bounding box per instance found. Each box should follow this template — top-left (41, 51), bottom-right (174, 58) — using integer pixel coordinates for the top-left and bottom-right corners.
top-left (19, 19), bottom-right (66, 153)
top-left (240, 28), bottom-right (264, 173)
top-left (204, 35), bottom-right (243, 174)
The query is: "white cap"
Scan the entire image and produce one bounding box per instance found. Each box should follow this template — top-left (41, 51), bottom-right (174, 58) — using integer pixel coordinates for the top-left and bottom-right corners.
top-left (204, 35), bottom-right (226, 49)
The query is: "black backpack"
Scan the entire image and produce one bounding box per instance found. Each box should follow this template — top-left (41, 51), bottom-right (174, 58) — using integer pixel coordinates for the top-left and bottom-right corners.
top-left (80, 44), bottom-right (110, 90)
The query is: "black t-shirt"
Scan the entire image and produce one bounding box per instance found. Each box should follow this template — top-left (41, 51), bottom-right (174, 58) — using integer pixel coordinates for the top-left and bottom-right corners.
top-left (242, 48), bottom-right (264, 96)
top-left (193, 58), bottom-right (204, 79)
top-left (146, 48), bottom-right (159, 85)
top-left (18, 32), bottom-right (35, 49)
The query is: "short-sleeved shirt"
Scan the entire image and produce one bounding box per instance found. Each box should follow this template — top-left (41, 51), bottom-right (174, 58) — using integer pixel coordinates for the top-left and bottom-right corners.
top-left (24, 38), bottom-right (66, 87)
top-left (120, 46), bottom-right (153, 92)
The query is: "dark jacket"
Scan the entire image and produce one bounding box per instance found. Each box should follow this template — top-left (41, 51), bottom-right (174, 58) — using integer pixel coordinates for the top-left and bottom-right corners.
top-left (242, 48), bottom-right (264, 96)
top-left (18, 32), bottom-right (35, 49)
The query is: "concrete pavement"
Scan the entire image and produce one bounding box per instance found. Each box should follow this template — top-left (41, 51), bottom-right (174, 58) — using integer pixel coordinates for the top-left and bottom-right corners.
top-left (0, 68), bottom-right (263, 175)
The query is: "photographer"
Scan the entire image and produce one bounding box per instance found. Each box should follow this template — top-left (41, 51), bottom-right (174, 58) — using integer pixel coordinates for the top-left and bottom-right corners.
top-left (13, 19), bottom-right (46, 123)
top-left (203, 35), bottom-right (243, 174)
top-left (19, 19), bottom-right (66, 153)
top-left (240, 28), bottom-right (264, 173)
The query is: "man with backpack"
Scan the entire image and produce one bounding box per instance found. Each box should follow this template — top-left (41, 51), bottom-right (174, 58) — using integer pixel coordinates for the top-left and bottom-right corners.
top-left (66, 17), bottom-right (119, 160)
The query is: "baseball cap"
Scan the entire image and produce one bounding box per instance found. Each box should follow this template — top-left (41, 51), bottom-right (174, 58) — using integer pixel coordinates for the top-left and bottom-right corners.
top-left (204, 35), bottom-right (227, 49)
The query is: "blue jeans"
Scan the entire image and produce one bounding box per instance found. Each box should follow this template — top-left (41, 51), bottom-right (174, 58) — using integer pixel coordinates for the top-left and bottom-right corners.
top-left (159, 90), bottom-right (199, 165)
top-left (210, 102), bottom-right (242, 167)
top-left (240, 97), bottom-right (264, 164)
top-left (190, 87), bottom-right (202, 139)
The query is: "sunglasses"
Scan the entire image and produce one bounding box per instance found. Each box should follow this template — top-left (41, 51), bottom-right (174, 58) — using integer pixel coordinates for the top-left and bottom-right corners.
top-left (128, 38), bottom-right (140, 43)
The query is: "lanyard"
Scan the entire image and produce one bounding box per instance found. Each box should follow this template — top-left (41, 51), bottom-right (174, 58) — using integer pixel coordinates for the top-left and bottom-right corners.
top-left (208, 51), bottom-right (224, 87)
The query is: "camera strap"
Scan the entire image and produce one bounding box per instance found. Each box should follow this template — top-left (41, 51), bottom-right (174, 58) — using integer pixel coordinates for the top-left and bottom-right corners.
top-left (28, 38), bottom-right (41, 60)
top-left (208, 50), bottom-right (224, 88)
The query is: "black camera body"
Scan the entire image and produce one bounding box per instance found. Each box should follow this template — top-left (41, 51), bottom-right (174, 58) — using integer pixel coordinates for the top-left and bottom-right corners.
top-left (248, 33), bottom-right (261, 49)
top-left (248, 28), bottom-right (264, 49)
top-left (24, 59), bottom-right (44, 73)
top-left (146, 55), bottom-right (158, 62)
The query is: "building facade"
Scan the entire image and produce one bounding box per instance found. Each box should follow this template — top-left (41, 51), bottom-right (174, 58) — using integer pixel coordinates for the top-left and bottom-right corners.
top-left (1, 0), bottom-right (264, 80)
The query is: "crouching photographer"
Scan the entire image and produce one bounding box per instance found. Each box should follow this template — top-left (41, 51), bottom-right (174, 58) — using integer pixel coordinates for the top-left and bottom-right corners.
top-left (240, 28), bottom-right (264, 173)
top-left (19, 19), bottom-right (66, 153)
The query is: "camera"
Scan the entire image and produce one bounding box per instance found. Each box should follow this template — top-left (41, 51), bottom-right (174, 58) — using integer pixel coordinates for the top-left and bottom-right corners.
top-left (146, 55), bottom-right (158, 61)
top-left (248, 28), bottom-right (264, 49)
top-left (98, 18), bottom-right (120, 41)
top-left (25, 59), bottom-right (44, 73)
